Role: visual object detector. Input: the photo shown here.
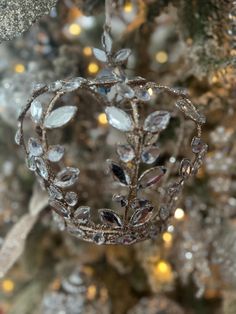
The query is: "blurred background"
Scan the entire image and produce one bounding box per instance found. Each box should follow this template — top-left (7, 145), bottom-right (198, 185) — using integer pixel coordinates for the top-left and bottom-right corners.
top-left (0, 0), bottom-right (235, 313)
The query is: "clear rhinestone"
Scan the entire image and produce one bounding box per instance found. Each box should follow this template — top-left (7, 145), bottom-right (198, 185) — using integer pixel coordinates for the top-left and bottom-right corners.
top-left (28, 138), bottom-right (43, 157)
top-left (114, 48), bottom-right (131, 63)
top-left (179, 159), bottom-right (192, 178)
top-left (47, 145), bottom-right (65, 162)
top-left (144, 111), bottom-right (170, 133)
top-left (65, 191), bottom-right (78, 206)
top-left (129, 206), bottom-right (153, 227)
top-left (60, 80), bottom-right (82, 92)
top-left (54, 167), bottom-right (80, 188)
top-left (36, 157), bottom-right (48, 180)
top-left (15, 128), bottom-right (21, 145)
top-left (48, 80), bottom-right (63, 92)
top-left (44, 106), bottom-right (77, 129)
top-left (141, 147), bottom-right (159, 164)
top-left (191, 137), bottom-right (204, 154)
top-left (30, 100), bottom-right (43, 123)
top-left (117, 144), bottom-right (135, 162)
top-left (105, 106), bottom-right (134, 132)
top-left (138, 166), bottom-right (166, 189)
top-left (49, 199), bottom-right (69, 218)
top-left (48, 185), bottom-right (63, 200)
top-left (74, 206), bottom-right (90, 224)
top-left (92, 48), bottom-right (107, 62)
top-left (101, 30), bottom-right (112, 53)
top-left (93, 233), bottom-right (105, 245)
top-left (26, 155), bottom-right (36, 171)
top-left (99, 209), bottom-right (123, 227)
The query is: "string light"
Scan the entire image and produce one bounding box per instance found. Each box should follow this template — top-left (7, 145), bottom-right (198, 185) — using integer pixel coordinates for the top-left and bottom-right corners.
top-left (97, 113), bottom-right (108, 125)
top-left (174, 208), bottom-right (185, 220)
top-left (211, 75), bottom-right (219, 83)
top-left (123, 1), bottom-right (133, 13)
top-left (68, 23), bottom-right (81, 36)
top-left (88, 62), bottom-right (99, 74)
top-left (14, 64), bottom-right (25, 73)
top-left (155, 51), bottom-right (168, 64)
top-left (83, 46), bottom-right (92, 56)
top-left (86, 285), bottom-right (97, 300)
top-left (1, 279), bottom-right (15, 293)
top-left (162, 232), bottom-right (173, 245)
top-left (154, 260), bottom-right (173, 282)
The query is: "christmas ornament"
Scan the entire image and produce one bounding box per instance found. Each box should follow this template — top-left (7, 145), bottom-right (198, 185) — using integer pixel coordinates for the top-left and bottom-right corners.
top-left (16, 0), bottom-right (207, 245)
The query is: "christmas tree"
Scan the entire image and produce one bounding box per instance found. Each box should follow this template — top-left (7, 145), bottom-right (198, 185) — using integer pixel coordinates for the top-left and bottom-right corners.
top-left (0, 1), bottom-right (235, 313)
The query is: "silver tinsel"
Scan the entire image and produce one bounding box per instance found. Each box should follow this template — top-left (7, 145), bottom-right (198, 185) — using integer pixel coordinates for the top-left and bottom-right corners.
top-left (0, 0), bottom-right (57, 42)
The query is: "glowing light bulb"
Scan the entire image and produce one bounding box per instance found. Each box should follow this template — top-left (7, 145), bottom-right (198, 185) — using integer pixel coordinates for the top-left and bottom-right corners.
top-left (2, 279), bottom-right (14, 293)
top-left (97, 113), bottom-right (108, 125)
top-left (174, 208), bottom-right (185, 220)
top-left (211, 75), bottom-right (218, 83)
top-left (68, 23), bottom-right (81, 36)
top-left (83, 46), bottom-right (92, 56)
top-left (162, 232), bottom-right (173, 244)
top-left (87, 285), bottom-right (97, 300)
top-left (155, 51), bottom-right (168, 64)
top-left (154, 260), bottom-right (173, 282)
top-left (88, 62), bottom-right (99, 74)
top-left (14, 64), bottom-right (25, 73)
top-left (124, 2), bottom-right (133, 13)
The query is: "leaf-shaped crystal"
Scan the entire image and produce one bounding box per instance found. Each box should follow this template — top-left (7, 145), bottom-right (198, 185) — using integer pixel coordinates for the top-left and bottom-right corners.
top-left (114, 49), bottom-right (131, 63)
top-left (44, 106), bottom-right (77, 129)
top-left (30, 100), bottom-right (43, 123)
top-left (108, 160), bottom-right (131, 186)
top-left (60, 79), bottom-right (82, 92)
top-left (48, 80), bottom-right (63, 92)
top-left (49, 199), bottom-right (69, 218)
top-left (112, 194), bottom-right (128, 207)
top-left (99, 209), bottom-right (123, 227)
top-left (175, 98), bottom-right (206, 124)
top-left (15, 128), bottom-right (21, 145)
top-left (48, 185), bottom-right (63, 200)
top-left (143, 111), bottom-right (170, 133)
top-left (191, 137), bottom-right (204, 154)
top-left (65, 191), bottom-right (78, 206)
top-left (105, 106), bottom-right (134, 132)
top-left (179, 158), bottom-right (192, 178)
top-left (101, 30), bottom-right (112, 53)
top-left (54, 167), bottom-right (80, 188)
top-left (129, 206), bottom-right (153, 227)
top-left (141, 147), bottom-right (159, 164)
top-left (74, 206), bottom-right (90, 224)
top-left (92, 48), bottom-right (107, 62)
top-left (32, 83), bottom-right (46, 92)
top-left (26, 155), bottom-right (36, 171)
top-left (47, 145), bottom-right (65, 162)
top-left (117, 144), bottom-right (135, 162)
top-left (116, 83), bottom-right (135, 99)
top-left (28, 138), bottom-right (43, 157)
top-left (36, 158), bottom-right (48, 180)
top-left (138, 166), bottom-right (166, 189)
top-left (135, 89), bottom-right (151, 102)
